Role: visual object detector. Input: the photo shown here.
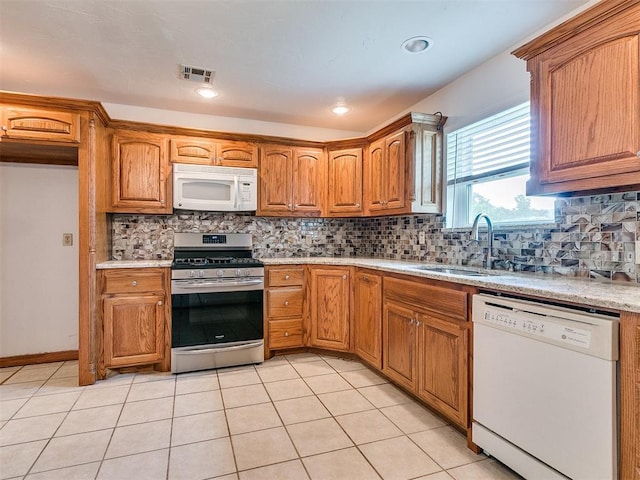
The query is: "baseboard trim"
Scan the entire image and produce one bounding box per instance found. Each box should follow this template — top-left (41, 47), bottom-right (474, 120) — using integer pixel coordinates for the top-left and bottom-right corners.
top-left (0, 350), bottom-right (79, 368)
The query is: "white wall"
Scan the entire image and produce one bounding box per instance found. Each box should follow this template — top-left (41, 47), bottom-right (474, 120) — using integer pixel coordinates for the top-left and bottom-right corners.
top-left (0, 163), bottom-right (78, 357)
top-left (103, 103), bottom-right (365, 141)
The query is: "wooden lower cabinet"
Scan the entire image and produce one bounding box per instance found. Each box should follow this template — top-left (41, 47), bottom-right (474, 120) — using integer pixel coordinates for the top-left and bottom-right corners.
top-left (384, 276), bottom-right (471, 428)
top-left (354, 270), bottom-right (382, 369)
top-left (417, 313), bottom-right (468, 427)
top-left (265, 266), bottom-right (306, 355)
top-left (99, 268), bottom-right (170, 373)
top-left (309, 266), bottom-right (351, 351)
top-left (383, 300), bottom-right (418, 391)
top-left (620, 311), bottom-right (640, 479)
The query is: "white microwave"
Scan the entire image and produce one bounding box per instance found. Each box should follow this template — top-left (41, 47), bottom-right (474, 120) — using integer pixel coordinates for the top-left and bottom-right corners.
top-left (173, 163), bottom-right (258, 212)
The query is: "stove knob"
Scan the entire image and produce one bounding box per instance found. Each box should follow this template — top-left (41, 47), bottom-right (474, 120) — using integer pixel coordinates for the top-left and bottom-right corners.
top-left (189, 270), bottom-right (195, 278)
top-left (199, 270), bottom-right (205, 278)
top-left (244, 270), bottom-right (251, 276)
top-left (217, 270), bottom-right (224, 277)
top-left (236, 269), bottom-right (242, 277)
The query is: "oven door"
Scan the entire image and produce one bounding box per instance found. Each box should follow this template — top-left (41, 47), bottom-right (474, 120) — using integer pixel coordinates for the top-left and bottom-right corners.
top-left (171, 279), bottom-right (264, 348)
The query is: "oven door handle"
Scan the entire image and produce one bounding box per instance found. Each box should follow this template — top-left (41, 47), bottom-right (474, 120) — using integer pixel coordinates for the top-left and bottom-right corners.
top-left (172, 279), bottom-right (264, 294)
top-left (177, 341), bottom-right (263, 354)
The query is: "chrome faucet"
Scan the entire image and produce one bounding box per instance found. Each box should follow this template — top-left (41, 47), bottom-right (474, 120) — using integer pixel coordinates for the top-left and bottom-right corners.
top-left (470, 213), bottom-right (494, 269)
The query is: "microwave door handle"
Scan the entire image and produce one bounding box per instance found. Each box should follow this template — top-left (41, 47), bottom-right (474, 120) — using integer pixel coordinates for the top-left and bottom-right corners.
top-left (233, 175), bottom-right (238, 209)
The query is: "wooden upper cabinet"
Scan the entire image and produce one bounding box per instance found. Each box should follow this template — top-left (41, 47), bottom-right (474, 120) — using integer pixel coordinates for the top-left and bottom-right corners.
top-left (354, 270), bottom-right (382, 369)
top-left (292, 148), bottom-right (324, 216)
top-left (0, 105), bottom-right (80, 143)
top-left (217, 140), bottom-right (258, 167)
top-left (309, 267), bottom-right (350, 351)
top-left (258, 146), bottom-right (294, 215)
top-left (170, 137), bottom-right (258, 167)
top-left (513, 1), bottom-right (640, 194)
top-left (365, 129), bottom-right (407, 214)
top-left (111, 131), bottom-right (172, 214)
top-left (170, 137), bottom-right (216, 164)
top-left (327, 148), bottom-right (363, 216)
top-left (258, 145), bottom-right (325, 216)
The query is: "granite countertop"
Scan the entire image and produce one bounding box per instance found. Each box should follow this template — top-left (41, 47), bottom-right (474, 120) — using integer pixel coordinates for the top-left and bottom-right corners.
top-left (96, 260), bottom-right (173, 269)
top-left (96, 257), bottom-right (640, 313)
top-left (261, 257), bottom-right (640, 314)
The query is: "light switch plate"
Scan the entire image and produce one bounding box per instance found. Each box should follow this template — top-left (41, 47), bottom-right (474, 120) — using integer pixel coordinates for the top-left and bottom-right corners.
top-left (636, 241), bottom-right (640, 265)
top-left (418, 231), bottom-right (426, 245)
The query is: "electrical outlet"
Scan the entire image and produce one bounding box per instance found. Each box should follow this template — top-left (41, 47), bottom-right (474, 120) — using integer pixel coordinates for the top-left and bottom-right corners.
top-left (62, 233), bottom-right (73, 246)
top-left (636, 241), bottom-right (640, 265)
top-left (418, 231), bottom-right (426, 245)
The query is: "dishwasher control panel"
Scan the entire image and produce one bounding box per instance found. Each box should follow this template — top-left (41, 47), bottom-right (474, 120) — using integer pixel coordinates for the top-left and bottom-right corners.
top-left (483, 306), bottom-right (593, 349)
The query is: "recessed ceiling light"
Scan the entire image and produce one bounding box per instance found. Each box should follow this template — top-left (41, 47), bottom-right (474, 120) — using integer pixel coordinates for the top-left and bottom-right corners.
top-left (332, 104), bottom-right (350, 115)
top-left (195, 86), bottom-right (218, 98)
top-left (401, 36), bottom-right (433, 54)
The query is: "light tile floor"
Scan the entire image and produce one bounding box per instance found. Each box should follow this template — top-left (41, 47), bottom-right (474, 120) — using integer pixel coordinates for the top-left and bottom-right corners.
top-left (0, 354), bottom-right (523, 480)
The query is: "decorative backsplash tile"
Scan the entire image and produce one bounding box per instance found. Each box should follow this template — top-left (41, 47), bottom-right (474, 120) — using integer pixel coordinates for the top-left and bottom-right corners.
top-left (112, 191), bottom-right (640, 284)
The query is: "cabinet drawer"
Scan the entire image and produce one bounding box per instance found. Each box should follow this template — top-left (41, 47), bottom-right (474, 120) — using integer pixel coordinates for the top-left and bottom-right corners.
top-left (384, 277), bottom-right (467, 322)
top-left (268, 267), bottom-right (304, 287)
top-left (267, 287), bottom-right (303, 317)
top-left (268, 319), bottom-right (303, 349)
top-left (102, 269), bottom-right (165, 294)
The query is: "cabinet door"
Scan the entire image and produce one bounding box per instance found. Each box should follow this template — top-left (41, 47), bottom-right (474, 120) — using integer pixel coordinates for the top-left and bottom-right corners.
top-left (103, 293), bottom-right (165, 367)
top-left (217, 140), bottom-right (258, 168)
top-left (310, 267), bottom-right (350, 351)
top-left (382, 301), bottom-right (417, 392)
top-left (258, 146), bottom-right (293, 215)
top-left (169, 137), bottom-right (216, 164)
top-left (524, 7), bottom-right (640, 194)
top-left (366, 139), bottom-right (385, 212)
top-left (354, 271), bottom-right (382, 369)
top-left (327, 148), bottom-right (363, 215)
top-left (1, 106), bottom-right (80, 143)
top-left (293, 147), bottom-right (325, 216)
top-left (384, 130), bottom-right (406, 210)
top-left (112, 132), bottom-right (171, 213)
top-left (417, 314), bottom-right (468, 427)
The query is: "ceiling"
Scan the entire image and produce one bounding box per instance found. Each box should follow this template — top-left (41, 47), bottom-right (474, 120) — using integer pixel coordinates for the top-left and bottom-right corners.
top-left (0, 0), bottom-right (590, 132)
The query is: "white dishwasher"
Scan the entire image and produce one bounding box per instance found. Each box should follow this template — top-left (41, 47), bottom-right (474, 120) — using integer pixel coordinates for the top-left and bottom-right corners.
top-left (472, 293), bottom-right (619, 480)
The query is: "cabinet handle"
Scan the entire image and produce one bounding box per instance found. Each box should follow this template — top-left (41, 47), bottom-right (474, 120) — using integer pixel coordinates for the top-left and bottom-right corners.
top-left (285, 275), bottom-right (290, 280)
top-left (157, 301), bottom-right (163, 306)
top-left (284, 301), bottom-right (290, 306)
top-left (1, 126), bottom-right (6, 133)
top-left (131, 281), bottom-right (137, 287)
top-left (416, 320), bottom-right (422, 326)
top-left (284, 331), bottom-right (290, 337)
top-left (288, 203), bottom-right (293, 210)
top-left (637, 150), bottom-right (640, 157)
top-left (218, 157), bottom-right (223, 164)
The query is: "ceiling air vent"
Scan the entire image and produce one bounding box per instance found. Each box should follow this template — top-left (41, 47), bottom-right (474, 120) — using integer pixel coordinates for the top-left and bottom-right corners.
top-left (179, 65), bottom-right (215, 84)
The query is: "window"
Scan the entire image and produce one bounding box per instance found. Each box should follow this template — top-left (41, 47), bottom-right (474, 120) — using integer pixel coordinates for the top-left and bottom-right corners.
top-left (445, 102), bottom-right (555, 228)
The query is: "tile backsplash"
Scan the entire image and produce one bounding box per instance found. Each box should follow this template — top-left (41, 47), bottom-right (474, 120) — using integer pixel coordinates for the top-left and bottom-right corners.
top-left (112, 191), bottom-right (640, 283)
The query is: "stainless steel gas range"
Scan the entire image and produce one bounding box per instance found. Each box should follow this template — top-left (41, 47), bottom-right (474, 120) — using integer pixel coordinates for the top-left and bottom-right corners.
top-left (171, 233), bottom-right (264, 374)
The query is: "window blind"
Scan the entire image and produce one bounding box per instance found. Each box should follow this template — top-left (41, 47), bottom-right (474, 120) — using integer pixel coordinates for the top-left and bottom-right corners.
top-left (447, 102), bottom-right (530, 185)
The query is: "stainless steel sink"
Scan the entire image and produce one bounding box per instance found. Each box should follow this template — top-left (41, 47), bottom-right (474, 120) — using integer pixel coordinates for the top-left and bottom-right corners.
top-left (410, 266), bottom-right (494, 276)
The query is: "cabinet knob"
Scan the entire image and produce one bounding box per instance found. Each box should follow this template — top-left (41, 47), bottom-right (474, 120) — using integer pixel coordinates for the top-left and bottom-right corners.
top-left (1, 126), bottom-right (6, 132)
top-left (218, 157), bottom-right (223, 164)
top-left (284, 331), bottom-right (290, 337)
top-left (637, 150), bottom-right (640, 157)
top-left (157, 301), bottom-right (163, 306)
top-left (284, 301), bottom-right (289, 306)
top-left (288, 203), bottom-right (293, 210)
top-left (131, 281), bottom-right (137, 286)
top-left (355, 203), bottom-right (360, 208)
top-left (284, 275), bottom-right (290, 280)
top-left (416, 320), bottom-right (422, 326)
top-left (342, 275), bottom-right (347, 280)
